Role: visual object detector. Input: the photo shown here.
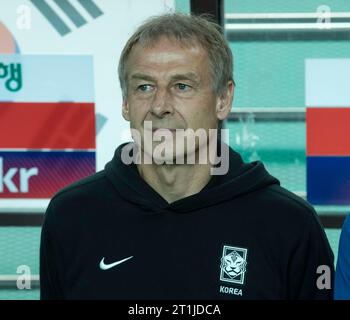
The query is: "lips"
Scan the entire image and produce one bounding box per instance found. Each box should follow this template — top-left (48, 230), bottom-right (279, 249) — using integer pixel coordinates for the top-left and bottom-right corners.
top-left (152, 128), bottom-right (177, 133)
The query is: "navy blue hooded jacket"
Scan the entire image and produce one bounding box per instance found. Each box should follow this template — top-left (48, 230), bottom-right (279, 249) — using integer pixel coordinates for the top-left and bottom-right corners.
top-left (40, 143), bottom-right (334, 299)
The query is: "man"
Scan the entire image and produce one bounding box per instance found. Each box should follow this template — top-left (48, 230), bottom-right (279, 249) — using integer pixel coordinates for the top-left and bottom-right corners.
top-left (40, 13), bottom-right (334, 299)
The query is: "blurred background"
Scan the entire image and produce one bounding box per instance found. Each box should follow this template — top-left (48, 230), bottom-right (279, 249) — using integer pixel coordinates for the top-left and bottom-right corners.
top-left (1, 0), bottom-right (350, 299)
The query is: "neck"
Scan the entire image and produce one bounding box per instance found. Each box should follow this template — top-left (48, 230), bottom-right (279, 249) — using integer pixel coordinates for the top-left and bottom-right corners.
top-left (137, 161), bottom-right (212, 204)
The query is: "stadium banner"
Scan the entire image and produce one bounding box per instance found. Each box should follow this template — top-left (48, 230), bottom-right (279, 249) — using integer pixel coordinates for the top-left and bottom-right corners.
top-left (0, 0), bottom-right (175, 208)
top-left (305, 59), bottom-right (350, 205)
top-left (0, 54), bottom-right (94, 102)
top-left (0, 151), bottom-right (95, 198)
top-left (0, 54), bottom-right (96, 200)
top-left (0, 102), bottom-right (95, 149)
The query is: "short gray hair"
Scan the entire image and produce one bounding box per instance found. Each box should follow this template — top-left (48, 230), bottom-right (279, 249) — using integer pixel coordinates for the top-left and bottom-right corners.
top-left (118, 13), bottom-right (234, 98)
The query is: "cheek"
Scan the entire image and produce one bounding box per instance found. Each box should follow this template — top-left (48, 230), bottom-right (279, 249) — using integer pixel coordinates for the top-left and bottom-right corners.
top-left (128, 101), bottom-right (149, 126)
top-left (189, 97), bottom-right (218, 127)
top-left (181, 110), bottom-right (215, 131)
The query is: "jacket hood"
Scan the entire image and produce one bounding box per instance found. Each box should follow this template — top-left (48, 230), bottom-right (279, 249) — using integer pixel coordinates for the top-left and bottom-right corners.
top-left (105, 142), bottom-right (280, 214)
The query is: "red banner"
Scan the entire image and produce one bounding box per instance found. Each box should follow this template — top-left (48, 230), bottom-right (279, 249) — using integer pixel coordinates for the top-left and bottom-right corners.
top-left (0, 102), bottom-right (95, 149)
top-left (307, 108), bottom-right (350, 156)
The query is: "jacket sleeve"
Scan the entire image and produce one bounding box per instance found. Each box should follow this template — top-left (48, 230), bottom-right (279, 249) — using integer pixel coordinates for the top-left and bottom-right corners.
top-left (40, 202), bottom-right (64, 300)
top-left (335, 214), bottom-right (350, 300)
top-left (287, 209), bottom-right (334, 300)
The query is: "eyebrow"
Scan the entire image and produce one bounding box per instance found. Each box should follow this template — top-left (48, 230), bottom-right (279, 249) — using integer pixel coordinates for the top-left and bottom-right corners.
top-left (129, 72), bottom-right (200, 83)
top-left (130, 73), bottom-right (155, 82)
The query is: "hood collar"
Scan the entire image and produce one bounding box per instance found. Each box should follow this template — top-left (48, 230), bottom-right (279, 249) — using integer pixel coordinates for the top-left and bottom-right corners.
top-left (105, 142), bottom-right (279, 214)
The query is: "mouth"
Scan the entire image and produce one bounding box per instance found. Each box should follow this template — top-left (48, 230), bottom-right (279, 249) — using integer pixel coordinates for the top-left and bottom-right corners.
top-left (151, 128), bottom-right (177, 133)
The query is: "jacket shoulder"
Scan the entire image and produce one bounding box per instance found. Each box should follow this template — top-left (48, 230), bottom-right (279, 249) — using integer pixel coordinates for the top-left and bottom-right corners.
top-left (51, 170), bottom-right (108, 202)
top-left (265, 184), bottom-right (316, 215)
top-left (253, 184), bottom-right (322, 232)
top-left (43, 170), bottom-right (114, 225)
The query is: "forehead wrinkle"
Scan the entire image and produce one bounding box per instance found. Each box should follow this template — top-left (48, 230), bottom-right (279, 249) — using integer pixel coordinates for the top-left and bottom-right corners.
top-left (126, 39), bottom-right (210, 86)
top-left (170, 72), bottom-right (200, 82)
top-left (129, 39), bottom-right (207, 67)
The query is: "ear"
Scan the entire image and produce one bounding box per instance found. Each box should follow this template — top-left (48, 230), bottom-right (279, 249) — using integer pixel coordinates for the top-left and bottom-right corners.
top-left (215, 80), bottom-right (234, 121)
top-left (122, 98), bottom-right (130, 121)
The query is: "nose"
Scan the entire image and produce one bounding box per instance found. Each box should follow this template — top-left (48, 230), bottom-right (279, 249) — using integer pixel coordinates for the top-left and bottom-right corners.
top-left (150, 87), bottom-right (174, 118)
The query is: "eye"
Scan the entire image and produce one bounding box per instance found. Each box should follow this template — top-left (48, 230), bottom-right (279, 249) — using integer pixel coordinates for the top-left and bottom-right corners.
top-left (137, 84), bottom-right (153, 92)
top-left (176, 83), bottom-right (191, 91)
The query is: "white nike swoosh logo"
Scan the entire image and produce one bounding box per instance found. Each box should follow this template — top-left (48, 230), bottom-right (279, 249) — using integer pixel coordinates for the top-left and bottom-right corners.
top-left (99, 256), bottom-right (133, 270)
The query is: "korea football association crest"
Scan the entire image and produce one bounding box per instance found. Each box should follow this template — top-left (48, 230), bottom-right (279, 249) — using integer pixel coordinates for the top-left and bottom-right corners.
top-left (220, 245), bottom-right (248, 285)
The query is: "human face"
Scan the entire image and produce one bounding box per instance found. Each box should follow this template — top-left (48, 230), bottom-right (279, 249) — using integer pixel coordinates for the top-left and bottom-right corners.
top-left (122, 37), bottom-right (233, 162)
